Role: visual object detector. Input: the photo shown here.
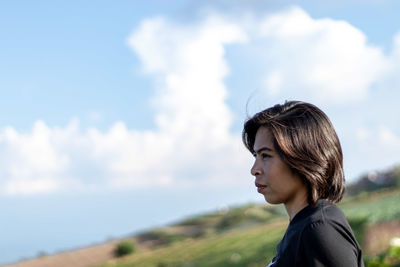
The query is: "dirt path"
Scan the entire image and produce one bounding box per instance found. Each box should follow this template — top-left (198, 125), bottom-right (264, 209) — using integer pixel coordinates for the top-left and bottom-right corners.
top-left (3, 240), bottom-right (120, 267)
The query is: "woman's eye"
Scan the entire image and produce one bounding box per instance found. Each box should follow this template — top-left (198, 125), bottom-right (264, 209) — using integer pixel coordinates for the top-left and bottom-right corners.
top-left (261, 153), bottom-right (271, 159)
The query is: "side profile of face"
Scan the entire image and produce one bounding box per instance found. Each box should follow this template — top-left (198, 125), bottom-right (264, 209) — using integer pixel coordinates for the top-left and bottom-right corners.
top-left (251, 127), bottom-right (307, 208)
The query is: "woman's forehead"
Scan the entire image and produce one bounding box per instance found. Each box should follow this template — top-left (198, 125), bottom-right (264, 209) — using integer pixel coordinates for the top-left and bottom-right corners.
top-left (254, 127), bottom-right (274, 151)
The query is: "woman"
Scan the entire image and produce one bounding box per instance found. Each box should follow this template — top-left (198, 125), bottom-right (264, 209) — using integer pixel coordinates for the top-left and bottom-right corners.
top-left (242, 101), bottom-right (364, 267)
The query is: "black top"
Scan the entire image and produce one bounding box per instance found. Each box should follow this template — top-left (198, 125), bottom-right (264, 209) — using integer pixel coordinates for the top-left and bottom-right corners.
top-left (267, 199), bottom-right (364, 267)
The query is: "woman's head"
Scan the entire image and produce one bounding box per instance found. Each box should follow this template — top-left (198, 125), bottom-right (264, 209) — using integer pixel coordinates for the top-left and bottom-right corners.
top-left (242, 101), bottom-right (344, 204)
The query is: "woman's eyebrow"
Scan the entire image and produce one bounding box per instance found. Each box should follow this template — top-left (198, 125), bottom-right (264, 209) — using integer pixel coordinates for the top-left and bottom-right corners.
top-left (254, 147), bottom-right (273, 154)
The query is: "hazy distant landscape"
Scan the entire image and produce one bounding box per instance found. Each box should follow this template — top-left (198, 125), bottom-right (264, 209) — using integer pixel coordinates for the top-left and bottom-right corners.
top-left (8, 165), bottom-right (400, 267)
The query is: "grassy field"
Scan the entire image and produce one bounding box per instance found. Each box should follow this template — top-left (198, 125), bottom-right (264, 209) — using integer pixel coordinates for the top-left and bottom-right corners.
top-left (97, 222), bottom-right (286, 267)
top-left (95, 188), bottom-right (400, 267)
top-left (340, 189), bottom-right (400, 223)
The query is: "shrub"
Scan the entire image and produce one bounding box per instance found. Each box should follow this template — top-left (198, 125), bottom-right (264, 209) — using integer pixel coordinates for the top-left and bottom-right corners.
top-left (138, 230), bottom-right (186, 247)
top-left (365, 243), bottom-right (400, 267)
top-left (114, 240), bottom-right (136, 257)
top-left (216, 211), bottom-right (246, 231)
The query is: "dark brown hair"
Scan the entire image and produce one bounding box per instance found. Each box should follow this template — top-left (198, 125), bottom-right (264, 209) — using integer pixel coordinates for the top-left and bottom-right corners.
top-left (242, 100), bottom-right (344, 204)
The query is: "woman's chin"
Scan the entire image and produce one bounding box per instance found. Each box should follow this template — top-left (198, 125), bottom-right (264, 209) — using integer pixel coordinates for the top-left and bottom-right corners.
top-left (264, 195), bottom-right (280, 205)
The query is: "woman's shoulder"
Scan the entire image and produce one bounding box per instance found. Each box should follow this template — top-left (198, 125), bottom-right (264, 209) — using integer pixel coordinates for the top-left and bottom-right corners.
top-left (300, 200), bottom-right (359, 248)
top-left (297, 218), bottom-right (363, 267)
top-left (290, 199), bottom-right (351, 238)
top-left (291, 199), bottom-right (337, 223)
top-left (284, 200), bottom-right (363, 266)
top-left (303, 199), bottom-right (347, 225)
top-left (287, 199), bottom-right (354, 244)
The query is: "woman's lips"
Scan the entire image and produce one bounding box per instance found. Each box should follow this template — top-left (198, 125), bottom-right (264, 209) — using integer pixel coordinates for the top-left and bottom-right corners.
top-left (255, 182), bottom-right (267, 193)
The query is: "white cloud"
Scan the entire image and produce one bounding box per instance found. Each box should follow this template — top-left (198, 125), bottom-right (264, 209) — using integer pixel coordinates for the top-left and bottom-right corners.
top-left (378, 127), bottom-right (400, 149)
top-left (128, 15), bottom-right (247, 139)
top-left (123, 14), bottom-right (252, 187)
top-left (378, 31), bottom-right (400, 91)
top-left (2, 6), bottom-right (399, 196)
top-left (0, 118), bottom-right (251, 196)
top-left (263, 71), bottom-right (283, 96)
top-left (4, 178), bottom-right (62, 196)
top-left (0, 121), bottom-right (71, 195)
top-left (350, 126), bottom-right (400, 176)
top-left (252, 6), bottom-right (390, 103)
top-left (0, 14), bottom-right (252, 196)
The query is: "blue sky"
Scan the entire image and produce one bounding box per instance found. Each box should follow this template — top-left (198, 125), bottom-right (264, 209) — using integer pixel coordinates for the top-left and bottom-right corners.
top-left (1, 0), bottom-right (400, 264)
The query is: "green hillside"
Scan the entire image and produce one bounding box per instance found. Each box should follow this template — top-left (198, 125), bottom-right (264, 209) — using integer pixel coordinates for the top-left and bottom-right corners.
top-left (95, 185), bottom-right (400, 267)
top-left (99, 222), bottom-right (286, 267)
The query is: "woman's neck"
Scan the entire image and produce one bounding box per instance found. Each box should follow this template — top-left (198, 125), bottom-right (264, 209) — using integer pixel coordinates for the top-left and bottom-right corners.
top-left (284, 190), bottom-right (309, 221)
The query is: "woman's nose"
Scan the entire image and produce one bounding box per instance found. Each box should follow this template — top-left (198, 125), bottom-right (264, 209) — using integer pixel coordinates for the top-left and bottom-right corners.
top-left (251, 160), bottom-right (262, 176)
